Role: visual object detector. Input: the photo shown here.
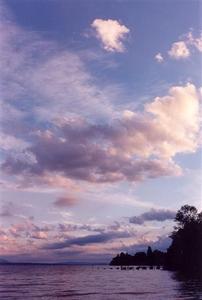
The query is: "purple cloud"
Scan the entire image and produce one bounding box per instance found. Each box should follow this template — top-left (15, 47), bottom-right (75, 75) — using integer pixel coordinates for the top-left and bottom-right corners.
top-left (129, 208), bottom-right (176, 224)
top-left (0, 201), bottom-right (15, 218)
top-left (116, 235), bottom-right (172, 254)
top-left (1, 122), bottom-right (181, 185)
top-left (54, 196), bottom-right (77, 207)
top-left (43, 231), bottom-right (130, 250)
top-left (0, 1), bottom-right (200, 191)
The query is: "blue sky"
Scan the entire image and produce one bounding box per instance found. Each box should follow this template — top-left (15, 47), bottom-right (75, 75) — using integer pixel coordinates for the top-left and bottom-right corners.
top-left (0, 0), bottom-right (201, 263)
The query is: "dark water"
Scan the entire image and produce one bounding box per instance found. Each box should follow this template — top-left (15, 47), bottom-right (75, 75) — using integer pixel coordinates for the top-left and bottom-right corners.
top-left (0, 265), bottom-right (201, 299)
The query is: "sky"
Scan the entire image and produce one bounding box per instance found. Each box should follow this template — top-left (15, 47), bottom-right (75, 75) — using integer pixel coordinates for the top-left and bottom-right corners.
top-left (0, 0), bottom-right (201, 263)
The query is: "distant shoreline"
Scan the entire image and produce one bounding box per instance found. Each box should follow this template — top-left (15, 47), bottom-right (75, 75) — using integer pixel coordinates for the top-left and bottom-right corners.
top-left (0, 262), bottom-right (107, 266)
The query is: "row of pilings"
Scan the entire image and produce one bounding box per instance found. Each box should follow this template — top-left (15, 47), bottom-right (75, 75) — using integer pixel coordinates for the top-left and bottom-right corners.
top-left (101, 265), bottom-right (164, 270)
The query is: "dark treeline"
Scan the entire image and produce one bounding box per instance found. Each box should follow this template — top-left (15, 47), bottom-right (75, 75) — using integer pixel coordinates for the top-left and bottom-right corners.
top-left (110, 205), bottom-right (202, 275)
top-left (165, 205), bottom-right (202, 274)
top-left (110, 246), bottom-right (165, 266)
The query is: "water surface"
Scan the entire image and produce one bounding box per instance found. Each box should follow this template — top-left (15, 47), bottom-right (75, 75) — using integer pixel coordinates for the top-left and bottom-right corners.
top-left (0, 265), bottom-right (201, 299)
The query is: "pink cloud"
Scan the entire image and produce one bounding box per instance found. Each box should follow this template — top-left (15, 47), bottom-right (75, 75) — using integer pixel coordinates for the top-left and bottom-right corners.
top-left (54, 196), bottom-right (78, 207)
top-left (2, 83), bottom-right (200, 187)
top-left (0, 3), bottom-right (201, 198)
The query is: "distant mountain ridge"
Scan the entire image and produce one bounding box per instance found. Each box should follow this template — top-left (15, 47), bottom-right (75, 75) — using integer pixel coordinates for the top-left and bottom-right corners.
top-left (0, 258), bottom-right (11, 264)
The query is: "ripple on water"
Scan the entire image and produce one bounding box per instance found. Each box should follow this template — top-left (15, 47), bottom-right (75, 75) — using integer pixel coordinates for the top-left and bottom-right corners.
top-left (0, 265), bottom-right (201, 300)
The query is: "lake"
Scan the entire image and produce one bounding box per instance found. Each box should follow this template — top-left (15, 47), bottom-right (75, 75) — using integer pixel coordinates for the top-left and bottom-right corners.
top-left (0, 265), bottom-right (201, 299)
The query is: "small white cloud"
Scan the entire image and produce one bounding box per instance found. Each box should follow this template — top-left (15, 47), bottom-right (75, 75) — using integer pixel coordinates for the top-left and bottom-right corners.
top-left (168, 41), bottom-right (190, 59)
top-left (199, 86), bottom-right (202, 97)
top-left (158, 31), bottom-right (202, 62)
top-left (91, 19), bottom-right (129, 52)
top-left (122, 110), bottom-right (136, 119)
top-left (193, 36), bottom-right (202, 52)
top-left (155, 52), bottom-right (164, 63)
top-left (186, 31), bottom-right (202, 52)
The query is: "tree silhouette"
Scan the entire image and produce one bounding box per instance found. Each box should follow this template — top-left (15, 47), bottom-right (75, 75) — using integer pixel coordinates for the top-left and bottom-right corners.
top-left (174, 205), bottom-right (198, 229)
top-left (165, 205), bottom-right (202, 274)
top-left (110, 204), bottom-right (202, 276)
top-left (146, 246), bottom-right (153, 265)
top-left (110, 246), bottom-right (165, 266)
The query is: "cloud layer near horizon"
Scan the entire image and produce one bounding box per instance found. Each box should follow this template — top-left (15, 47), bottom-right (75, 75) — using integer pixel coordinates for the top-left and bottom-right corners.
top-left (0, 214), bottom-right (172, 262)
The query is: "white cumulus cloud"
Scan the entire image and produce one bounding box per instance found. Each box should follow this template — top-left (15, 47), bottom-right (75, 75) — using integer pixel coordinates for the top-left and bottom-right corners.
top-left (166, 31), bottom-right (202, 61)
top-left (91, 19), bottom-right (129, 52)
top-left (168, 41), bottom-right (190, 59)
top-left (155, 52), bottom-right (164, 63)
top-left (145, 83), bottom-right (200, 157)
top-left (186, 31), bottom-right (202, 52)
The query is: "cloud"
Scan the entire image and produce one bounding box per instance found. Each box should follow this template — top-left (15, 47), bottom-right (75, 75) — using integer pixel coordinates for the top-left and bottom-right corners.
top-left (0, 201), bottom-right (31, 219)
top-left (0, 3), bottom-right (201, 190)
top-left (168, 41), bottom-right (190, 59)
top-left (54, 196), bottom-right (77, 207)
top-left (91, 19), bottom-right (129, 52)
top-left (0, 216), bottom-right (176, 261)
top-left (0, 5), bottom-right (120, 129)
top-left (1, 83), bottom-right (200, 185)
top-left (129, 208), bottom-right (176, 225)
top-left (30, 231), bottom-right (48, 240)
top-left (1, 136), bottom-right (181, 184)
top-left (147, 83), bottom-right (200, 150)
top-left (165, 31), bottom-right (202, 60)
top-left (7, 220), bottom-right (53, 241)
top-left (43, 231), bottom-right (130, 250)
top-left (119, 235), bottom-right (172, 253)
top-left (1, 219), bottom-right (128, 253)
top-left (155, 53), bottom-right (164, 63)
top-left (0, 133), bottom-right (29, 151)
top-left (186, 31), bottom-right (202, 52)
top-left (0, 201), bottom-right (16, 217)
